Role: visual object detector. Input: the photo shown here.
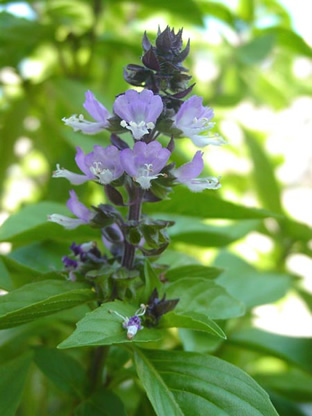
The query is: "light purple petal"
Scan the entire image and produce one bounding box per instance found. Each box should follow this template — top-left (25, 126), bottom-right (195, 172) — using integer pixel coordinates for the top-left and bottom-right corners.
top-left (83, 90), bottom-right (110, 123)
top-left (66, 190), bottom-right (93, 223)
top-left (52, 164), bottom-right (89, 185)
top-left (47, 214), bottom-right (85, 230)
top-left (185, 176), bottom-right (221, 192)
top-left (174, 151), bottom-right (204, 182)
top-left (75, 147), bottom-right (93, 178)
top-left (120, 148), bottom-right (137, 177)
top-left (62, 115), bottom-right (107, 135)
top-left (113, 89), bottom-right (163, 124)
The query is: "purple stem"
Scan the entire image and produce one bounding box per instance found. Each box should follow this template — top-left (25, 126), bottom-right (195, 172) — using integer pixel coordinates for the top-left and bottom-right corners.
top-left (121, 185), bottom-right (143, 269)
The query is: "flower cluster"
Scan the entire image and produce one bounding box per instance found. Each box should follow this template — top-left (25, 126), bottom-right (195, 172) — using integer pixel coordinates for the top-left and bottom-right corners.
top-left (48, 27), bottom-right (226, 337)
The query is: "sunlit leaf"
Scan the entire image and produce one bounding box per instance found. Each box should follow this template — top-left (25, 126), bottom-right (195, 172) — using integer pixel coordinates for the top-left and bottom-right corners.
top-left (134, 349), bottom-right (279, 416)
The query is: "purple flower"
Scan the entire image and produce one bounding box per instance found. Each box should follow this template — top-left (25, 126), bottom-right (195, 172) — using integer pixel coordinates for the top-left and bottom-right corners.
top-left (62, 90), bottom-right (110, 135)
top-left (120, 141), bottom-right (170, 189)
top-left (53, 145), bottom-right (123, 185)
top-left (114, 89), bottom-right (163, 140)
top-left (173, 151), bottom-right (221, 192)
top-left (48, 190), bottom-right (94, 229)
top-left (173, 96), bottom-right (227, 147)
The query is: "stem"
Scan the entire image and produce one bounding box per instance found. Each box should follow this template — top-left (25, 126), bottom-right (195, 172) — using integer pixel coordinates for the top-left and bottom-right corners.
top-left (88, 346), bottom-right (110, 393)
top-left (121, 185), bottom-right (143, 269)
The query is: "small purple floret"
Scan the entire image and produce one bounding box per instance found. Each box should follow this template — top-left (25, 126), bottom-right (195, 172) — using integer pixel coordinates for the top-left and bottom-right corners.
top-left (173, 95), bottom-right (226, 147)
top-left (125, 315), bottom-right (142, 330)
top-left (75, 145), bottom-right (124, 185)
top-left (62, 90), bottom-right (111, 135)
top-left (120, 141), bottom-right (170, 189)
top-left (173, 151), bottom-right (221, 192)
top-left (62, 256), bottom-right (78, 269)
top-left (114, 89), bottom-right (163, 140)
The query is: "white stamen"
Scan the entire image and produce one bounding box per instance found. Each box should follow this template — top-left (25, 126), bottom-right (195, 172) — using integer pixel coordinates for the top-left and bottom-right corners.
top-left (134, 163), bottom-right (163, 190)
top-left (47, 214), bottom-right (84, 230)
top-left (90, 161), bottom-right (114, 184)
top-left (120, 120), bottom-right (155, 140)
top-left (52, 164), bottom-right (88, 185)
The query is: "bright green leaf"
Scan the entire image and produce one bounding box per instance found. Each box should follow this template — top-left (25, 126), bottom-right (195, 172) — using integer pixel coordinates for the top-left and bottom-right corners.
top-left (165, 264), bottom-right (223, 281)
top-left (244, 129), bottom-right (282, 213)
top-left (165, 277), bottom-right (245, 319)
top-left (215, 251), bottom-right (292, 308)
top-left (160, 311), bottom-right (226, 338)
top-left (58, 300), bottom-right (162, 349)
top-left (146, 187), bottom-right (283, 220)
top-left (230, 328), bottom-right (312, 373)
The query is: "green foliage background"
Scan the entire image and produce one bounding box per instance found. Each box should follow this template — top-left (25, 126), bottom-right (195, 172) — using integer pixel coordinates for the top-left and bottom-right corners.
top-left (0, 0), bottom-right (312, 415)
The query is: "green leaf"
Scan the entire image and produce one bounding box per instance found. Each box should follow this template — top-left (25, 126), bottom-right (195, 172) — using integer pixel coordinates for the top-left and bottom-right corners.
top-left (160, 311), bottom-right (226, 339)
top-left (134, 349), bottom-right (279, 416)
top-left (0, 201), bottom-right (98, 244)
top-left (179, 329), bottom-right (224, 353)
top-left (259, 27), bottom-right (312, 58)
top-left (0, 280), bottom-right (95, 329)
top-left (34, 347), bottom-right (87, 398)
top-left (6, 241), bottom-right (70, 275)
top-left (255, 367), bottom-right (312, 402)
top-left (58, 300), bottom-right (162, 349)
top-left (143, 260), bottom-right (162, 301)
top-left (0, 258), bottom-right (13, 291)
top-left (165, 278), bottom-right (245, 320)
top-left (74, 387), bottom-right (126, 416)
top-left (215, 251), bottom-right (291, 307)
top-left (146, 187), bottom-right (282, 220)
top-left (0, 201), bottom-right (67, 242)
top-left (237, 35), bottom-right (275, 65)
top-left (199, 2), bottom-right (236, 26)
top-left (244, 129), bottom-right (282, 213)
top-left (165, 264), bottom-right (223, 282)
top-left (124, 0), bottom-right (204, 26)
top-left (168, 216), bottom-right (260, 247)
top-left (230, 328), bottom-right (312, 373)
top-left (0, 352), bottom-right (33, 416)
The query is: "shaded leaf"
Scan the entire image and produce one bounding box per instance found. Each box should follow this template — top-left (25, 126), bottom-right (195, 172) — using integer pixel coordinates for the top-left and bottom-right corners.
top-left (0, 280), bottom-right (95, 329)
top-left (74, 388), bottom-right (126, 416)
top-left (0, 352), bottom-right (33, 416)
top-left (34, 347), bottom-right (87, 398)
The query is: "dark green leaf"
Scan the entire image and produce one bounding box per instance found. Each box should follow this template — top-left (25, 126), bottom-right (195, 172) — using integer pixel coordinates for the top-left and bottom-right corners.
top-left (0, 352), bottom-right (33, 416)
top-left (0, 280), bottom-right (95, 329)
top-left (34, 347), bottom-right (87, 398)
top-left (0, 258), bottom-right (13, 291)
top-left (74, 388), bottom-right (126, 416)
top-left (134, 349), bottom-right (279, 416)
